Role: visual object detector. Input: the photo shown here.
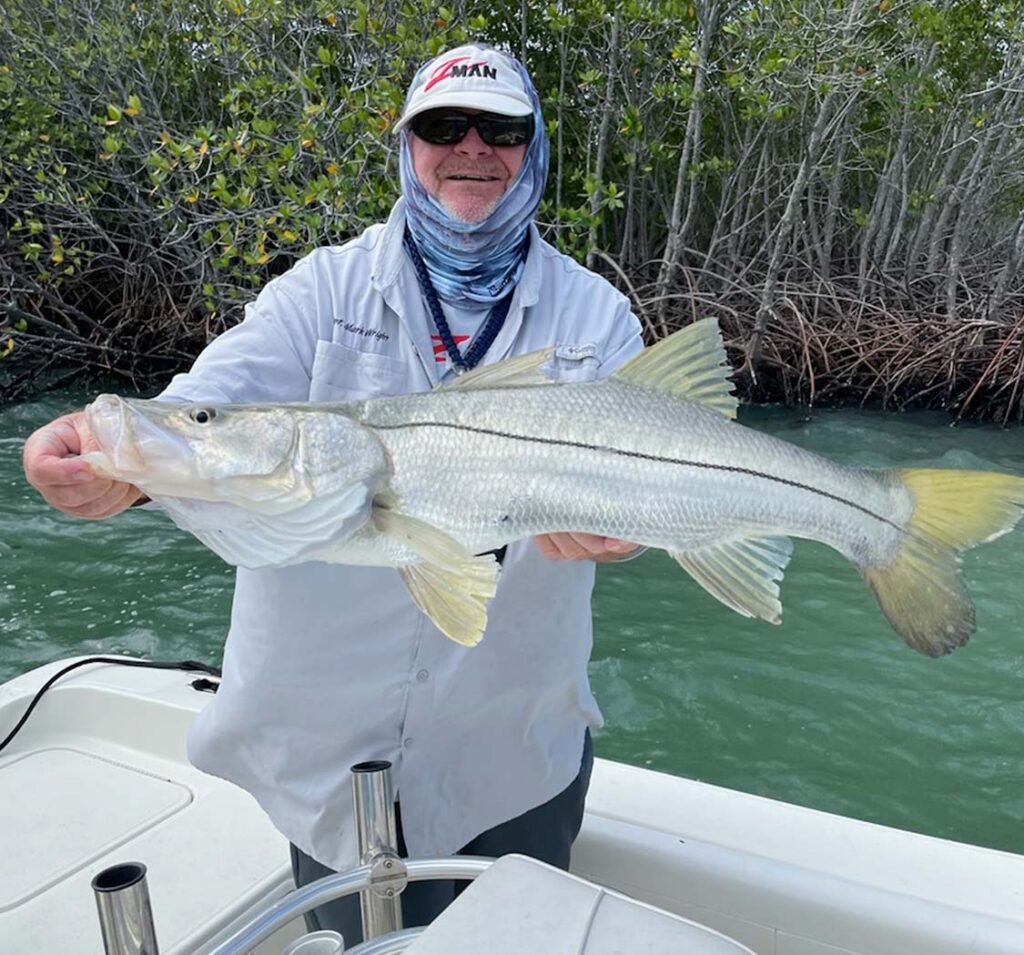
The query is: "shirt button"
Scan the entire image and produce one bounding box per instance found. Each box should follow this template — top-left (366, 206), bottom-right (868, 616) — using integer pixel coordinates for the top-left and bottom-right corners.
top-left (403, 738), bottom-right (414, 749)
top-left (416, 669), bottom-right (430, 683)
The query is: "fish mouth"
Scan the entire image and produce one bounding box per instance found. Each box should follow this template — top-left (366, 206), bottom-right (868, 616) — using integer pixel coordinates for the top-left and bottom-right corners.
top-left (85, 394), bottom-right (194, 487)
top-left (85, 394), bottom-right (144, 477)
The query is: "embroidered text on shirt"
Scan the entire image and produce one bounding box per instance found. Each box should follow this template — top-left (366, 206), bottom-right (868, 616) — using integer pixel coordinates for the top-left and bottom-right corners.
top-left (333, 319), bottom-right (390, 342)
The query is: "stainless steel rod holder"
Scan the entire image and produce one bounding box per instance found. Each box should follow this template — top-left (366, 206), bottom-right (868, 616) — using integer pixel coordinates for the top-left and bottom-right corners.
top-left (92, 861), bottom-right (160, 955)
top-left (351, 760), bottom-right (404, 941)
top-left (205, 858), bottom-right (491, 955)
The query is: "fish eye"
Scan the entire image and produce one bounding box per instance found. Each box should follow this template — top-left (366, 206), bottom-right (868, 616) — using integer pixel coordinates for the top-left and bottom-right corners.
top-left (190, 407), bottom-right (216, 424)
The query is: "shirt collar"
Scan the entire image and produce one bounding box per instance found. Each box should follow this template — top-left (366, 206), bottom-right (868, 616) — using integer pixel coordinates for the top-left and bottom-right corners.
top-left (372, 199), bottom-right (410, 292)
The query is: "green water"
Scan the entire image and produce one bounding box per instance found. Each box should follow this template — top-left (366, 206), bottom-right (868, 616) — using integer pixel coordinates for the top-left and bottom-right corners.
top-left (2, 394), bottom-right (1022, 854)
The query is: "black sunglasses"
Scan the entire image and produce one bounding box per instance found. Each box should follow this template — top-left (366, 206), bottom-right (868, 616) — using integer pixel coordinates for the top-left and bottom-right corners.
top-left (411, 109), bottom-right (534, 147)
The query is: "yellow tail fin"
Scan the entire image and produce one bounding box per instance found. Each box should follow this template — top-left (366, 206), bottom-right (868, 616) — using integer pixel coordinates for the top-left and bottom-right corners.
top-left (864, 469), bottom-right (1024, 656)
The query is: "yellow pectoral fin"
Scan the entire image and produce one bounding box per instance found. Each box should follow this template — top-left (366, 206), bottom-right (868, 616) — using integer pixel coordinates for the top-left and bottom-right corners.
top-left (373, 504), bottom-right (499, 646)
top-left (399, 560), bottom-right (497, 647)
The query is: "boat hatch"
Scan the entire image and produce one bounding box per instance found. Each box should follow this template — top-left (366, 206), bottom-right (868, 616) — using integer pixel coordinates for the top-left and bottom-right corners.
top-left (0, 746), bottom-right (191, 910)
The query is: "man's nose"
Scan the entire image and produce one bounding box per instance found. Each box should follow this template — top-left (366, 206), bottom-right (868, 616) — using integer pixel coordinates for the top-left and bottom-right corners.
top-left (454, 125), bottom-right (492, 157)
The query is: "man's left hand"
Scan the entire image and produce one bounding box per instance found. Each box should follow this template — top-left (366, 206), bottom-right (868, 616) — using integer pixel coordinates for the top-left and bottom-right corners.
top-left (534, 532), bottom-right (643, 562)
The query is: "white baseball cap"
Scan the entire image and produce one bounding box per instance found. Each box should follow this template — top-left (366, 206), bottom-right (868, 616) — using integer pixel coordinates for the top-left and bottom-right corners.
top-left (394, 44), bottom-right (533, 133)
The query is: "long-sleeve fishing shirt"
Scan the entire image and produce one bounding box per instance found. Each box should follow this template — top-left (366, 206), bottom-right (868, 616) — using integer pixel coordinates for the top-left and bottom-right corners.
top-left (159, 199), bottom-right (644, 872)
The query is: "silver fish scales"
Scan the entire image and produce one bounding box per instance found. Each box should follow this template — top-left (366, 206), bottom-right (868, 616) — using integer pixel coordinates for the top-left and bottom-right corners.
top-left (84, 319), bottom-right (1024, 654)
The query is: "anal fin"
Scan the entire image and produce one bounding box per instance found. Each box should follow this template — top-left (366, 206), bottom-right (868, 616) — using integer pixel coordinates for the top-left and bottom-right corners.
top-left (671, 535), bottom-right (793, 623)
top-left (373, 504), bottom-right (499, 646)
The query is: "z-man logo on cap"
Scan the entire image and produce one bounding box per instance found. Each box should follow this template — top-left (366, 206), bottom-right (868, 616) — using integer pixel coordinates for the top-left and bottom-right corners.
top-left (424, 56), bottom-right (498, 92)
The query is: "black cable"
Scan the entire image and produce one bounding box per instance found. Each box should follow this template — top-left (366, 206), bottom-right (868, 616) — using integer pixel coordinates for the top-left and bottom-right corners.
top-left (0, 656), bottom-right (221, 755)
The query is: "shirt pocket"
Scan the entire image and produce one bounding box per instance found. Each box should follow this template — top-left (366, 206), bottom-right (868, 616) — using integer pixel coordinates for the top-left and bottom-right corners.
top-left (309, 340), bottom-right (409, 400)
top-left (546, 343), bottom-right (601, 382)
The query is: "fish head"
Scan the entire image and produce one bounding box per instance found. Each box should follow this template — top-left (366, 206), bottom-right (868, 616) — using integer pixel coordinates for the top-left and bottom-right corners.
top-left (85, 394), bottom-right (312, 509)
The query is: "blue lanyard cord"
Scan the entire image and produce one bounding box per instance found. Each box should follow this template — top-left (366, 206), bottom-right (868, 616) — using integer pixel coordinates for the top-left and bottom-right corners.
top-left (403, 229), bottom-right (516, 373)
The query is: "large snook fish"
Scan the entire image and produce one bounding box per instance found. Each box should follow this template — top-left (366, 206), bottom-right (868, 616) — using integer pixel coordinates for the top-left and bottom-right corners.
top-left (83, 319), bottom-right (1024, 655)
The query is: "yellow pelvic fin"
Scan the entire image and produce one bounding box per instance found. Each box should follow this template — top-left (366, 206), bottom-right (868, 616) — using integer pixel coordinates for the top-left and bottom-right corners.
top-left (864, 468), bottom-right (1024, 656)
top-left (373, 504), bottom-right (499, 646)
top-left (611, 317), bottom-right (737, 418)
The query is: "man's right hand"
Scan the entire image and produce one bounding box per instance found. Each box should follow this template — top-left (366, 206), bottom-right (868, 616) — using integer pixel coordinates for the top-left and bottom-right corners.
top-left (22, 411), bottom-right (143, 519)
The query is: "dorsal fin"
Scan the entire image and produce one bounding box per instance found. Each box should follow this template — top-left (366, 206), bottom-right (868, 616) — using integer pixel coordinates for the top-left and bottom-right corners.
top-left (611, 318), bottom-right (737, 418)
top-left (440, 347), bottom-right (557, 392)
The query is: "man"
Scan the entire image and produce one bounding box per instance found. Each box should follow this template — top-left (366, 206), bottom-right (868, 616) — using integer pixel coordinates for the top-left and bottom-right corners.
top-left (22, 44), bottom-right (643, 940)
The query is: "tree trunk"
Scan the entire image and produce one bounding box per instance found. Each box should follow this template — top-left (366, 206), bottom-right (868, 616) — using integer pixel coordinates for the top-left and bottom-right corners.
top-left (745, 0), bottom-right (867, 376)
top-left (654, 1), bottom-right (720, 330)
top-left (586, 13), bottom-right (620, 271)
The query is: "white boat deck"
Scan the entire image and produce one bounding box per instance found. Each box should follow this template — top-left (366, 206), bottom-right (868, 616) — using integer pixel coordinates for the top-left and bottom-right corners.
top-left (1, 656), bottom-right (1022, 954)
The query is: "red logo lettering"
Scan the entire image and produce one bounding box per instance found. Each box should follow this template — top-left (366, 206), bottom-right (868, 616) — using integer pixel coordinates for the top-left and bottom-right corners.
top-left (431, 335), bottom-right (470, 361)
top-left (424, 56), bottom-right (471, 93)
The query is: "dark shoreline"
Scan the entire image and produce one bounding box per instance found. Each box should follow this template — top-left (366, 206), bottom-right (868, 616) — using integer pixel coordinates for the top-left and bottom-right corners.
top-left (4, 308), bottom-right (1023, 426)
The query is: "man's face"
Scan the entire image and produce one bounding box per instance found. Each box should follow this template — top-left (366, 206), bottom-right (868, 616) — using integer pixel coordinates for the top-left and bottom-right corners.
top-left (411, 109), bottom-right (527, 224)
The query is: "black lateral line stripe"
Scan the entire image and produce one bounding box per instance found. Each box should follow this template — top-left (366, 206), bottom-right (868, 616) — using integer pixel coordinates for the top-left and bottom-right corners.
top-left (374, 420), bottom-right (901, 530)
